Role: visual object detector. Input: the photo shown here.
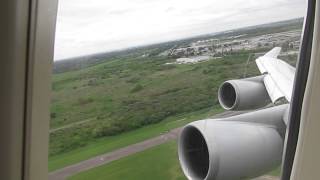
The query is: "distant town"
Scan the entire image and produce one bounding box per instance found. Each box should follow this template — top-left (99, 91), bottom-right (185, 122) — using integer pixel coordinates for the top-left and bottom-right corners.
top-left (162, 29), bottom-right (301, 64)
top-left (53, 18), bottom-right (303, 72)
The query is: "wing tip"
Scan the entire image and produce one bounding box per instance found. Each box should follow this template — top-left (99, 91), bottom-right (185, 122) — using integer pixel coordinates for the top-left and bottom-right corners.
top-left (264, 47), bottom-right (282, 58)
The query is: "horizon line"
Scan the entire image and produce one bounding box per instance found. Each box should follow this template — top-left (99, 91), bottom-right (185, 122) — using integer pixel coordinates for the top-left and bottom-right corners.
top-left (54, 17), bottom-right (304, 62)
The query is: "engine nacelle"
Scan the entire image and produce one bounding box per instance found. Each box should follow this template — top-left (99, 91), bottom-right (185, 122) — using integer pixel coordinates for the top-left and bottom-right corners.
top-left (218, 75), bottom-right (271, 110)
top-left (178, 104), bottom-right (288, 180)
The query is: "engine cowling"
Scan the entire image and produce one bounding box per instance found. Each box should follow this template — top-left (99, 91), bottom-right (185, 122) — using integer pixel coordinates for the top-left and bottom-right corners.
top-left (178, 104), bottom-right (288, 180)
top-left (218, 75), bottom-right (271, 110)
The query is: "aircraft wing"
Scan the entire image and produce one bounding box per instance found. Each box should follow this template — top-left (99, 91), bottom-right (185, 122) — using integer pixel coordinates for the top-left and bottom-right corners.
top-left (255, 47), bottom-right (296, 102)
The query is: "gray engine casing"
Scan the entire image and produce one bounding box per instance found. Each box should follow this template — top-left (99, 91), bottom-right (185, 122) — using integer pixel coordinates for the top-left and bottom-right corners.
top-left (218, 76), bottom-right (271, 110)
top-left (178, 104), bottom-right (288, 180)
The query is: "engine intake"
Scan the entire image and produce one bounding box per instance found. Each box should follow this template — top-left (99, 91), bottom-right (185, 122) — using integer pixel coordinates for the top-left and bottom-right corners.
top-left (218, 76), bottom-right (271, 110)
top-left (178, 104), bottom-right (288, 180)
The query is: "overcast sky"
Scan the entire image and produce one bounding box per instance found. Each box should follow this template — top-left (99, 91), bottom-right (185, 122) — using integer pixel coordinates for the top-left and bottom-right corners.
top-left (54, 0), bottom-right (306, 60)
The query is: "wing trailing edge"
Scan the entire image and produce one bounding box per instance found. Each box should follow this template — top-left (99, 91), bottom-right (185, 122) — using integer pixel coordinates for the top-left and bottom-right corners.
top-left (256, 47), bottom-right (295, 102)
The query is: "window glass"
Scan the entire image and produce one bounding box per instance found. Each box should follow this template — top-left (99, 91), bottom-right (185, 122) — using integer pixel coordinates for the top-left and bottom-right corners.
top-left (50, 0), bottom-right (306, 179)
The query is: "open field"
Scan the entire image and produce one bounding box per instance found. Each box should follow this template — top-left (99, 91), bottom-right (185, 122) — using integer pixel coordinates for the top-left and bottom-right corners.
top-left (68, 141), bottom-right (280, 180)
top-left (49, 107), bottom-right (223, 171)
top-left (50, 51), bottom-right (296, 172)
top-left (50, 52), bottom-right (261, 157)
top-left (49, 111), bottom-right (249, 179)
top-left (68, 141), bottom-right (186, 180)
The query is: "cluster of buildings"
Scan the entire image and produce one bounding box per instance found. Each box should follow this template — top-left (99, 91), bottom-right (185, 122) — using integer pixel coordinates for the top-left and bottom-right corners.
top-left (166, 56), bottom-right (211, 64)
top-left (168, 30), bottom-right (301, 58)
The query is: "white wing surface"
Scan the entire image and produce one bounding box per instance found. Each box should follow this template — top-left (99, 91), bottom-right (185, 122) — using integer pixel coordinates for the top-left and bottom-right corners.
top-left (264, 47), bottom-right (282, 58)
top-left (255, 47), bottom-right (296, 102)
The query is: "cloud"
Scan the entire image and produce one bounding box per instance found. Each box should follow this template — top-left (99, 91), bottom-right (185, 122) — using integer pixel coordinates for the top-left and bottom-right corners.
top-left (54, 0), bottom-right (306, 60)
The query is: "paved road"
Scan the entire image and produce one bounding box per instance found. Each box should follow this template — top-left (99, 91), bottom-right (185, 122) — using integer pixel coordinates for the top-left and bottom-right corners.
top-left (48, 110), bottom-right (249, 180)
top-left (49, 128), bottom-right (182, 180)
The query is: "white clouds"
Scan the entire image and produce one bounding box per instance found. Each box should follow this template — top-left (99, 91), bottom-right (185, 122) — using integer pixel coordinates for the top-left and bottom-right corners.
top-left (54, 0), bottom-right (306, 60)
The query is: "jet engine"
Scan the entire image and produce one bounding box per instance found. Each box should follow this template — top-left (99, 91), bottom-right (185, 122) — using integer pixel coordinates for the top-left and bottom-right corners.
top-left (178, 104), bottom-right (288, 180)
top-left (218, 76), bottom-right (271, 110)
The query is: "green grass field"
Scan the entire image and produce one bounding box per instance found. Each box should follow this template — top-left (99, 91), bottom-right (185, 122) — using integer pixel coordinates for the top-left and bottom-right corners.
top-left (49, 106), bottom-right (223, 171)
top-left (50, 52), bottom-right (260, 158)
top-left (49, 50), bottom-right (296, 173)
top-left (49, 51), bottom-right (294, 179)
top-left (68, 141), bottom-right (186, 180)
top-left (68, 141), bottom-right (281, 180)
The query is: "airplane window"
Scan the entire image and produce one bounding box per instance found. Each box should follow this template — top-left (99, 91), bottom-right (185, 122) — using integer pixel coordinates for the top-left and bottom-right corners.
top-left (49, 0), bottom-right (306, 179)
